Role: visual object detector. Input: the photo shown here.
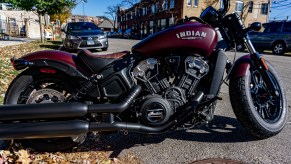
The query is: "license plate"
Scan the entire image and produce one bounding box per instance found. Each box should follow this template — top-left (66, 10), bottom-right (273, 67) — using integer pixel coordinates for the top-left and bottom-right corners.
top-left (87, 40), bottom-right (94, 45)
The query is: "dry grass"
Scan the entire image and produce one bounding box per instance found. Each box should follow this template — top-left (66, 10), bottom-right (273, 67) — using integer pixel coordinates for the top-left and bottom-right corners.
top-left (0, 41), bottom-right (55, 103)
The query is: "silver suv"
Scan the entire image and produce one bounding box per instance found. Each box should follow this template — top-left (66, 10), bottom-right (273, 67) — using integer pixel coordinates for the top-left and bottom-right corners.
top-left (249, 21), bottom-right (291, 55)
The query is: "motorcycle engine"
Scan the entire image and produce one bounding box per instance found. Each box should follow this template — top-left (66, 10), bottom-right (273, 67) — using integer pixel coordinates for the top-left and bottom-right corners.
top-left (132, 56), bottom-right (209, 126)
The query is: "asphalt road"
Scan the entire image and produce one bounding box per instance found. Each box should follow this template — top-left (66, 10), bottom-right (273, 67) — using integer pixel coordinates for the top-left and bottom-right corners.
top-left (94, 38), bottom-right (291, 164)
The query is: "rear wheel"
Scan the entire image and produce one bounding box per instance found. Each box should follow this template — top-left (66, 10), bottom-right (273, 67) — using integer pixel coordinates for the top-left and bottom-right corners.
top-left (229, 62), bottom-right (287, 138)
top-left (4, 69), bottom-right (84, 151)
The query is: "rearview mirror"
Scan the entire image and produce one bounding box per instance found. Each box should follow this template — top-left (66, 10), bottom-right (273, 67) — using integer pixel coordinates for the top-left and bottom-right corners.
top-left (250, 22), bottom-right (261, 31)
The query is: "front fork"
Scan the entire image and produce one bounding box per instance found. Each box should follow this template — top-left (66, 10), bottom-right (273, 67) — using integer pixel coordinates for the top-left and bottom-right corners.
top-left (244, 36), bottom-right (279, 97)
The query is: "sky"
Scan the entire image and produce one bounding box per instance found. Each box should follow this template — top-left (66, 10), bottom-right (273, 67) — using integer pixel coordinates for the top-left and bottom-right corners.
top-left (72, 0), bottom-right (123, 17)
top-left (72, 0), bottom-right (291, 21)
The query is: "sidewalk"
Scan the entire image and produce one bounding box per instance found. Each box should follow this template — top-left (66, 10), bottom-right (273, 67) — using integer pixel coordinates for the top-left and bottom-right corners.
top-left (0, 37), bottom-right (36, 47)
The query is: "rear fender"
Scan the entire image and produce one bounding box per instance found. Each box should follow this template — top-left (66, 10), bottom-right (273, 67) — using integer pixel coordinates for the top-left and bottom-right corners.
top-left (228, 54), bottom-right (251, 79)
top-left (12, 50), bottom-right (89, 79)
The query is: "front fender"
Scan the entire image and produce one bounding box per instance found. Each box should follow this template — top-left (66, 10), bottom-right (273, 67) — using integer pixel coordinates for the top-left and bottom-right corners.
top-left (14, 50), bottom-right (89, 78)
top-left (228, 54), bottom-right (251, 79)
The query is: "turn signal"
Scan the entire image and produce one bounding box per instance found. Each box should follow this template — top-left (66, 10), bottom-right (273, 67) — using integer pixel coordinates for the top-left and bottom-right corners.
top-left (260, 58), bottom-right (268, 70)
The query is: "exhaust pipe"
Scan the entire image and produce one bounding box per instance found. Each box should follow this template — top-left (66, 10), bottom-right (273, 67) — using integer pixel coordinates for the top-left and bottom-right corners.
top-left (0, 120), bottom-right (174, 140)
top-left (0, 85), bottom-right (141, 121)
top-left (0, 120), bottom-right (89, 140)
top-left (0, 92), bottom-right (204, 140)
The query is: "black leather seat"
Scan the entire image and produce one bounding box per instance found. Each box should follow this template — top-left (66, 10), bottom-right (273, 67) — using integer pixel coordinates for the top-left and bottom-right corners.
top-left (77, 49), bottom-right (129, 73)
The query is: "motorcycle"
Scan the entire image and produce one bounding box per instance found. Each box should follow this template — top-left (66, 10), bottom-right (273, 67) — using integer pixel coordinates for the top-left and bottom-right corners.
top-left (1, 0), bottom-right (287, 152)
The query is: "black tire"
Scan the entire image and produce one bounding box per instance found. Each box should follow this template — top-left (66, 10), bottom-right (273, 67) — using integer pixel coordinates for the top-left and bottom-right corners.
top-left (272, 42), bottom-right (286, 55)
top-left (4, 69), bottom-right (81, 152)
top-left (229, 62), bottom-right (287, 139)
top-left (101, 47), bottom-right (108, 51)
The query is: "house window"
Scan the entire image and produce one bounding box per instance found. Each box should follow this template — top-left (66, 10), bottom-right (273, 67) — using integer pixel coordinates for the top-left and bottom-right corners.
top-left (235, 1), bottom-right (244, 15)
top-left (248, 1), bottom-right (253, 13)
top-left (187, 0), bottom-right (192, 6)
top-left (150, 21), bottom-right (154, 34)
top-left (162, 0), bottom-right (168, 10)
top-left (161, 19), bottom-right (166, 30)
top-left (170, 0), bottom-right (175, 9)
top-left (156, 3), bottom-right (159, 12)
top-left (261, 3), bottom-right (268, 15)
top-left (194, 0), bottom-right (199, 7)
top-left (152, 4), bottom-right (155, 13)
top-left (169, 17), bottom-right (174, 26)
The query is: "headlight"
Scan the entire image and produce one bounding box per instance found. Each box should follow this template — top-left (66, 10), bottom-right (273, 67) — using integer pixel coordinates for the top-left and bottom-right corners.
top-left (67, 35), bottom-right (79, 39)
top-left (98, 35), bottom-right (106, 39)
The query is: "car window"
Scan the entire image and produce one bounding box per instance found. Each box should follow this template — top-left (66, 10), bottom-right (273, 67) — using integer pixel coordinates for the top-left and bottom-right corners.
top-left (264, 23), bottom-right (283, 33)
top-left (283, 22), bottom-right (291, 32)
top-left (67, 22), bottom-right (100, 31)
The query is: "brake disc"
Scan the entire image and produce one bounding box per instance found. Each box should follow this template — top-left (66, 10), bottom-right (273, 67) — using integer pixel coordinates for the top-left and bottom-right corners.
top-left (26, 88), bottom-right (86, 144)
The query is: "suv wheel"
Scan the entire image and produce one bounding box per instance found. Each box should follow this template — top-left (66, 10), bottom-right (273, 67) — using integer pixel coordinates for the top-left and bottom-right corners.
top-left (272, 42), bottom-right (286, 55)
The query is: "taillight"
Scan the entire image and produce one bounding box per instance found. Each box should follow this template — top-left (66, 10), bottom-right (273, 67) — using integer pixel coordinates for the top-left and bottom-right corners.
top-left (40, 68), bottom-right (57, 74)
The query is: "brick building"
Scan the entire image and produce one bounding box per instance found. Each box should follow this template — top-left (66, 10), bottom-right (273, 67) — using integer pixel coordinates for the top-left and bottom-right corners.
top-left (70, 15), bottom-right (103, 25)
top-left (117, 0), bottom-right (271, 38)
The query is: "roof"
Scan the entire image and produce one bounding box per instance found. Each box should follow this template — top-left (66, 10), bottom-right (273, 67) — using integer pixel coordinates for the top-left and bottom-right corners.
top-left (98, 20), bottom-right (114, 29)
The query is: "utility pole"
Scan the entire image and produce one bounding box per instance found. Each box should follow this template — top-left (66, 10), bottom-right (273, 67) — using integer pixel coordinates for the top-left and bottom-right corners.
top-left (267, 0), bottom-right (271, 23)
top-left (82, 0), bottom-right (85, 16)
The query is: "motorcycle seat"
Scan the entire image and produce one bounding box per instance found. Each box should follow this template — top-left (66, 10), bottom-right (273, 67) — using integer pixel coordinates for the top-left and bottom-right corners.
top-left (77, 49), bottom-right (129, 73)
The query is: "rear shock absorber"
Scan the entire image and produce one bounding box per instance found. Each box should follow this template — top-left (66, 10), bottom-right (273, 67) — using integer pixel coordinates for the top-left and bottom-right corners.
top-left (71, 74), bottom-right (102, 100)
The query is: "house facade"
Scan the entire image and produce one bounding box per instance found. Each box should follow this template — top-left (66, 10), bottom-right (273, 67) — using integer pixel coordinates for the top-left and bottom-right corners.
top-left (70, 15), bottom-right (102, 25)
top-left (117, 0), bottom-right (271, 38)
top-left (0, 3), bottom-right (40, 38)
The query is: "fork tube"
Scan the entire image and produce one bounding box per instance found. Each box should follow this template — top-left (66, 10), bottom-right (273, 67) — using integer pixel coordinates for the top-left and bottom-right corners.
top-left (244, 35), bottom-right (257, 55)
top-left (244, 36), bottom-right (278, 97)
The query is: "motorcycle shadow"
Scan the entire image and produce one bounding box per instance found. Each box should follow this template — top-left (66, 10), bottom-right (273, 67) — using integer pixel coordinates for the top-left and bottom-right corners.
top-left (87, 115), bottom-right (257, 158)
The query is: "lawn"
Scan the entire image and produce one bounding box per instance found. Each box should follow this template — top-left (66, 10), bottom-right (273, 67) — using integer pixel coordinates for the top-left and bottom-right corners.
top-left (0, 41), bottom-right (140, 164)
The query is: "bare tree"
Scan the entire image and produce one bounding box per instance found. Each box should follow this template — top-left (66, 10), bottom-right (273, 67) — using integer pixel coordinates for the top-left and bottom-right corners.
top-left (104, 4), bottom-right (122, 31)
top-left (121, 0), bottom-right (140, 7)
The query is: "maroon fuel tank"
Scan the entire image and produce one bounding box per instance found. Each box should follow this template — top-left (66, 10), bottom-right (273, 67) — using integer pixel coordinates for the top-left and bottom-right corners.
top-left (132, 22), bottom-right (218, 57)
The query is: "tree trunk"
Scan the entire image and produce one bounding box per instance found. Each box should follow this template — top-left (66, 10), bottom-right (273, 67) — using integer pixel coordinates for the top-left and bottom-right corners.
top-left (38, 14), bottom-right (44, 43)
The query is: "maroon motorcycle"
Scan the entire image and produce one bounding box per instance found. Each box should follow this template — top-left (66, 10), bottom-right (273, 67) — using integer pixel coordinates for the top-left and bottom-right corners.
top-left (1, 0), bottom-right (287, 151)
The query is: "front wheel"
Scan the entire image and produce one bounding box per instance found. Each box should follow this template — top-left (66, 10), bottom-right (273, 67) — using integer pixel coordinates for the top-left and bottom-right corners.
top-left (229, 62), bottom-right (288, 139)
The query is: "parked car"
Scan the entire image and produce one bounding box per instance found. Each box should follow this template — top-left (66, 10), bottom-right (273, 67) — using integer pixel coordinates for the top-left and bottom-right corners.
top-left (123, 28), bottom-right (139, 39)
top-left (107, 31), bottom-right (116, 38)
top-left (62, 22), bottom-right (108, 51)
top-left (115, 29), bottom-right (123, 38)
top-left (248, 21), bottom-right (291, 55)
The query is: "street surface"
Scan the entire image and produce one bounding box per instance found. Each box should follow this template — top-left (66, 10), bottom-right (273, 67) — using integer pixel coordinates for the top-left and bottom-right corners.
top-left (0, 37), bottom-right (35, 47)
top-left (95, 38), bottom-right (291, 164)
